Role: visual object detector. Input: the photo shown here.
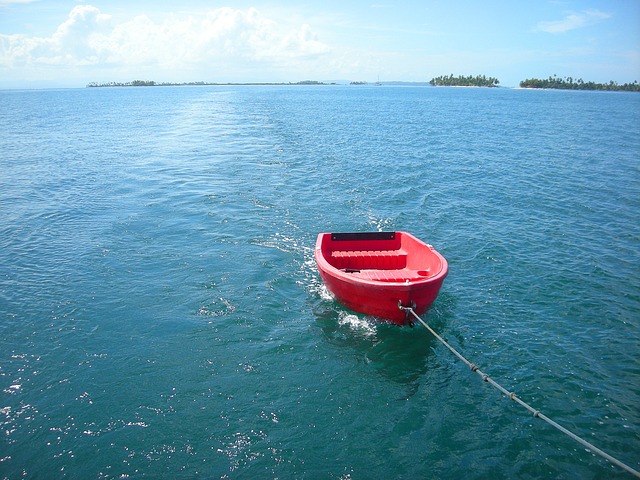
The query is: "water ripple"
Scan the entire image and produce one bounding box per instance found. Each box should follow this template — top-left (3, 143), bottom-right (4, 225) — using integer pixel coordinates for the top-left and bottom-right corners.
top-left (1, 86), bottom-right (638, 479)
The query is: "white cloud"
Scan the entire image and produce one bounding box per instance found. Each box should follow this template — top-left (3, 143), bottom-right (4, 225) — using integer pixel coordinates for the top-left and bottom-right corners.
top-left (536, 9), bottom-right (612, 34)
top-left (0, 0), bottom-right (35, 6)
top-left (0, 5), bottom-right (330, 78)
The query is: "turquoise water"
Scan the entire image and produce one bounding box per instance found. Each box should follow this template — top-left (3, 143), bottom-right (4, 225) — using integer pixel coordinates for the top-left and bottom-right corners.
top-left (1, 85), bottom-right (639, 479)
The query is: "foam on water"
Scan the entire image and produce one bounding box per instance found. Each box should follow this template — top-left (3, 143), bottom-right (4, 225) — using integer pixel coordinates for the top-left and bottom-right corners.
top-left (337, 312), bottom-right (378, 338)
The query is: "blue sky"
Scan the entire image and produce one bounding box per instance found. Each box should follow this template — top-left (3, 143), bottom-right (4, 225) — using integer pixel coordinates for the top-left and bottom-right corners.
top-left (1, 0), bottom-right (638, 88)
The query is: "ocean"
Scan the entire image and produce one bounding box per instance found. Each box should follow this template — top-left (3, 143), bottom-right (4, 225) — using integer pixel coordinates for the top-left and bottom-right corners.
top-left (1, 85), bottom-right (639, 479)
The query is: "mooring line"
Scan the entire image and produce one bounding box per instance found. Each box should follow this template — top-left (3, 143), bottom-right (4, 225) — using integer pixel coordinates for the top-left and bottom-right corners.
top-left (398, 305), bottom-right (640, 478)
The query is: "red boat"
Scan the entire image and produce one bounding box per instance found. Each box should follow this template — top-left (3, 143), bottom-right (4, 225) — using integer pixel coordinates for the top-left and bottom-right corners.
top-left (315, 231), bottom-right (448, 325)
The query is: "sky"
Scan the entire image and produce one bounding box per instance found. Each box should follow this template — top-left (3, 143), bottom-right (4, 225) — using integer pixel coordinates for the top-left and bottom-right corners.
top-left (1, 0), bottom-right (639, 88)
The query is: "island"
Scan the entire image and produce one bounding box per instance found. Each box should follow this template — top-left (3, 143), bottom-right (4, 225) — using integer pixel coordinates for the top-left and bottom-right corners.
top-left (429, 74), bottom-right (500, 87)
top-left (519, 76), bottom-right (639, 92)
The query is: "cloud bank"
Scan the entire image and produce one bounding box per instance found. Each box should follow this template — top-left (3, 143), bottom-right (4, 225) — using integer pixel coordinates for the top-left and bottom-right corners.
top-left (536, 9), bottom-right (612, 34)
top-left (0, 5), bottom-right (331, 82)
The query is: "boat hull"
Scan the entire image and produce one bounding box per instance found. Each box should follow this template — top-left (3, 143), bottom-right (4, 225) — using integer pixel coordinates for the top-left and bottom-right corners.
top-left (315, 232), bottom-right (448, 325)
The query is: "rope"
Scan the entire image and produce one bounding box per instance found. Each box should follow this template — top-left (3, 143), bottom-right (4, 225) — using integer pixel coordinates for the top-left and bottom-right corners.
top-left (398, 304), bottom-right (640, 478)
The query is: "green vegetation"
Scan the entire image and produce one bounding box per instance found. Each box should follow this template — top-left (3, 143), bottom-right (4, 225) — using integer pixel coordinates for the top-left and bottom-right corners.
top-left (87, 80), bottom-right (334, 88)
top-left (520, 76), bottom-right (640, 92)
top-left (429, 74), bottom-right (499, 87)
top-left (87, 80), bottom-right (157, 87)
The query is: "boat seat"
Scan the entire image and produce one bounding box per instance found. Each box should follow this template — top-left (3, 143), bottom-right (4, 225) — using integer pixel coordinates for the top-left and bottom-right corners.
top-left (330, 250), bottom-right (407, 270)
top-left (355, 269), bottom-right (425, 282)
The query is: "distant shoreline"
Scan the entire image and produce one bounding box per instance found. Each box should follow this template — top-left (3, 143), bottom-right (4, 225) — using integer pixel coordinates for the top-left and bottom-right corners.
top-left (86, 80), bottom-right (336, 88)
top-left (85, 78), bottom-right (640, 92)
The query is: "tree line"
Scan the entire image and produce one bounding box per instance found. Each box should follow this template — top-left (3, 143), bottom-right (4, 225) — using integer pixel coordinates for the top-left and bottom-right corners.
top-left (430, 74), bottom-right (500, 87)
top-left (87, 80), bottom-right (158, 87)
top-left (428, 74), bottom-right (639, 91)
top-left (519, 76), bottom-right (640, 92)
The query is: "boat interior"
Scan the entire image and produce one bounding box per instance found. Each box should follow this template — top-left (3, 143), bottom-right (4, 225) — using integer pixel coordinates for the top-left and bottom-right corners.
top-left (322, 232), bottom-right (439, 281)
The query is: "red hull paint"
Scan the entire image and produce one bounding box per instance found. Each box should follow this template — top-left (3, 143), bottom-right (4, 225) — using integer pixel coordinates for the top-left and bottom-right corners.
top-left (315, 232), bottom-right (448, 325)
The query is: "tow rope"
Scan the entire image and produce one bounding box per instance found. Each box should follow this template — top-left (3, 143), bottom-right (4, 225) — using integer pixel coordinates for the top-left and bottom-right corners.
top-left (398, 303), bottom-right (640, 478)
